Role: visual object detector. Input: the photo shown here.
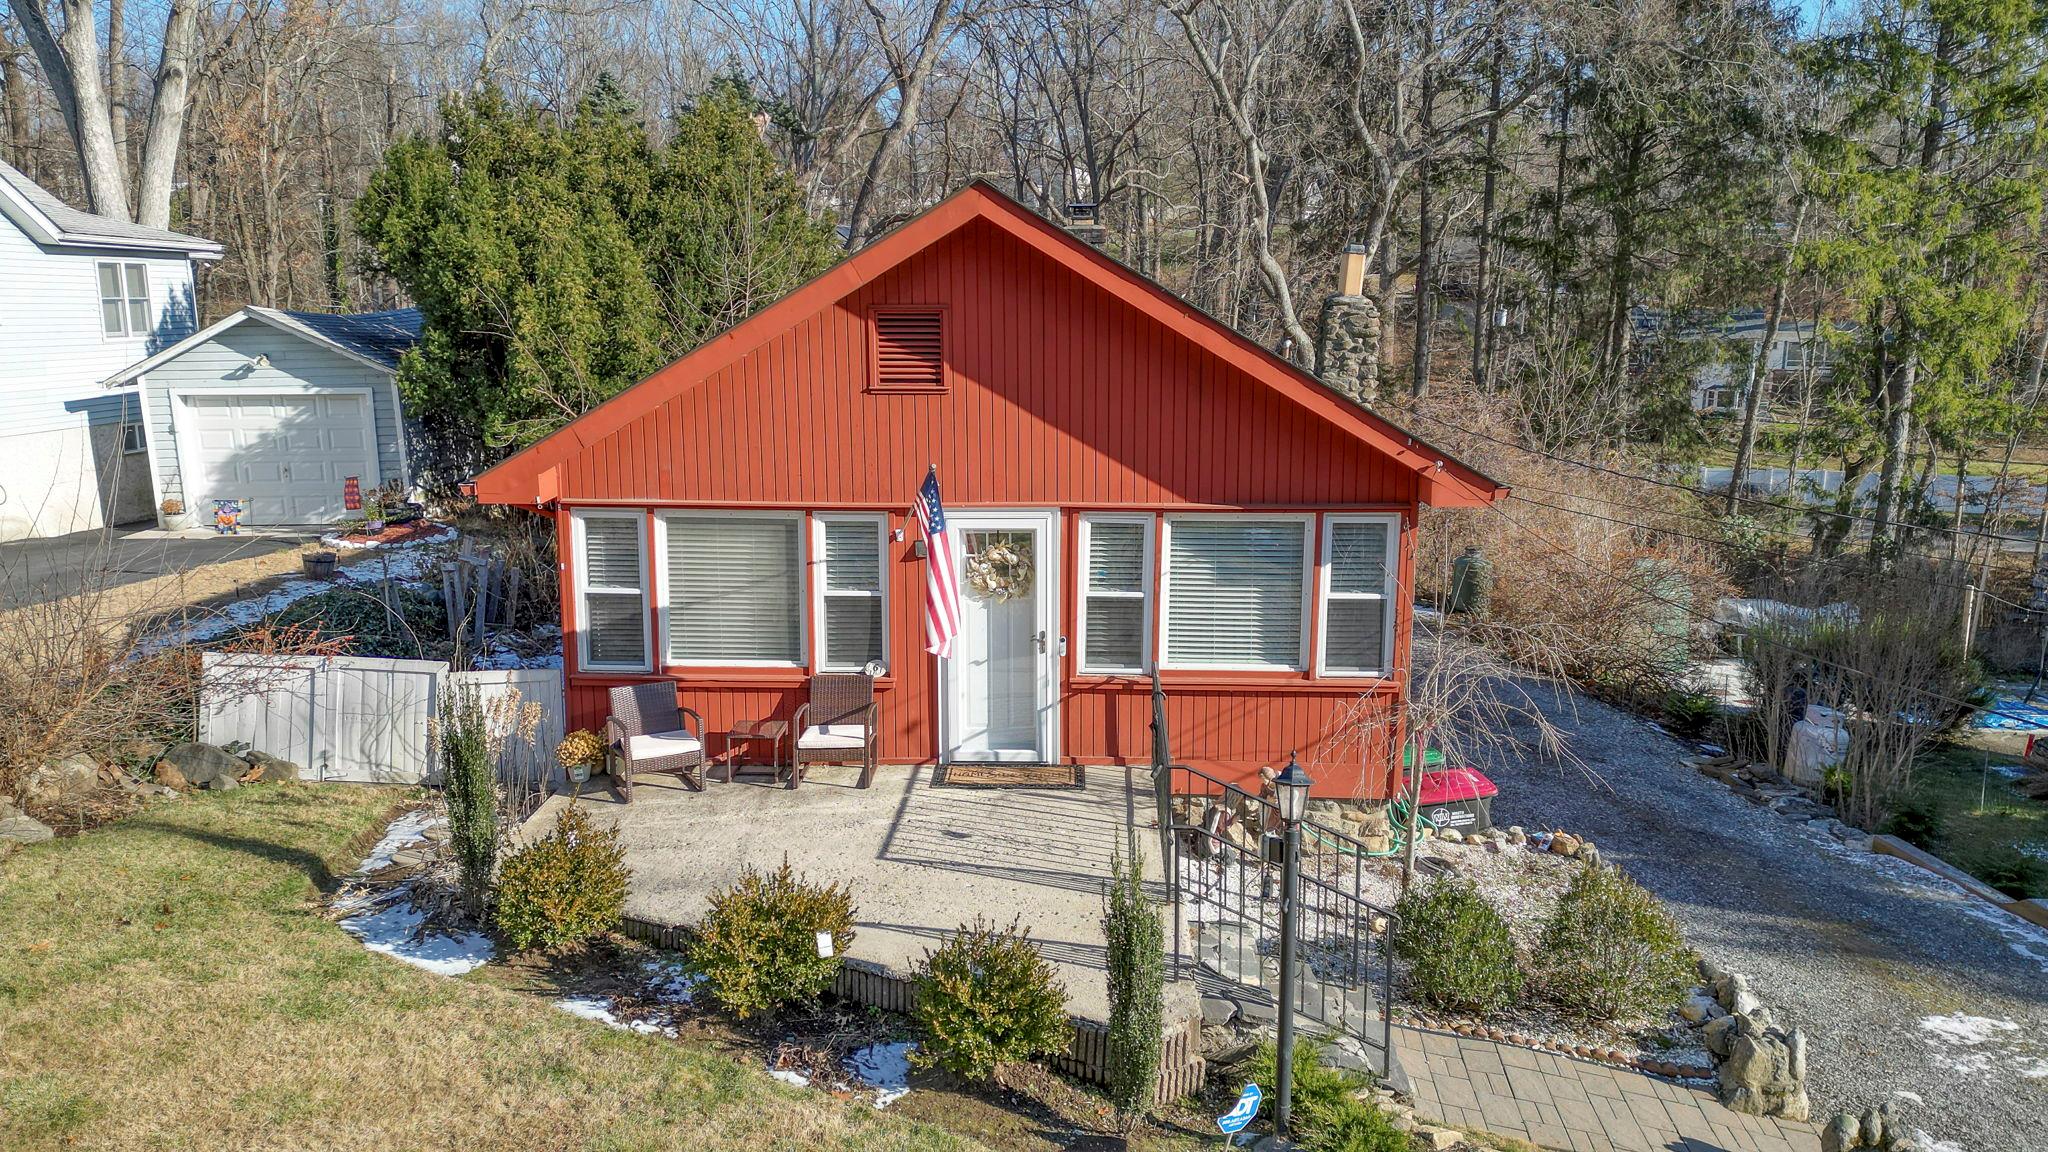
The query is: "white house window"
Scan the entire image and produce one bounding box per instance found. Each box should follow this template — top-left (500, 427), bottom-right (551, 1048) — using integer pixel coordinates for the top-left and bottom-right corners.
top-left (121, 421), bottom-right (146, 454)
top-left (1162, 517), bottom-right (1311, 670)
top-left (98, 262), bottom-right (149, 337)
top-left (1078, 514), bottom-right (1152, 673)
top-left (815, 514), bottom-right (887, 672)
top-left (1320, 515), bottom-right (1398, 677)
top-left (661, 513), bottom-right (803, 665)
top-left (574, 510), bottom-right (650, 672)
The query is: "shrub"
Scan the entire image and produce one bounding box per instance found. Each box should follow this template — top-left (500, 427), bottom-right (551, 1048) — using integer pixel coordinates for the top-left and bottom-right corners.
top-left (912, 916), bottom-right (1072, 1081)
top-left (555, 729), bottom-right (604, 774)
top-left (1102, 850), bottom-right (1164, 1124)
top-left (690, 860), bottom-right (854, 1018)
top-left (1534, 866), bottom-right (1693, 1024)
top-left (1962, 845), bottom-right (2046, 900)
top-left (495, 805), bottom-right (629, 949)
top-left (243, 586), bottom-right (448, 658)
top-left (1243, 1039), bottom-right (1406, 1152)
top-left (1392, 878), bottom-right (1522, 1014)
top-left (1882, 797), bottom-right (1943, 849)
top-left (436, 682), bottom-right (496, 916)
top-left (1661, 690), bottom-right (1721, 739)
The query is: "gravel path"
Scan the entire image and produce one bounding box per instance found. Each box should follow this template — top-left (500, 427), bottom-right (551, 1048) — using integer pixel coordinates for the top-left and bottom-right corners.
top-left (1479, 681), bottom-right (2048, 1152)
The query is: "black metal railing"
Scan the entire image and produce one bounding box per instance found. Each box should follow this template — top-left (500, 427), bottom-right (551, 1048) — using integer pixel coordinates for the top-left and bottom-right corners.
top-left (1156, 760), bottom-right (1399, 1076)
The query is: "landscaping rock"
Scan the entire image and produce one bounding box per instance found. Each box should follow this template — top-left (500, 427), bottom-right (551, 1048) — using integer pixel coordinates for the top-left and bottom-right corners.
top-left (1821, 1113), bottom-right (1860, 1152)
top-left (1702, 1015), bottom-right (1740, 1058)
top-left (1439, 828), bottom-right (1464, 844)
top-left (153, 761), bottom-right (189, 791)
top-left (1716, 972), bottom-right (1749, 1012)
top-left (205, 771), bottom-right (239, 792)
top-left (1681, 994), bottom-right (1726, 1024)
top-left (1549, 832), bottom-right (1582, 856)
top-left (22, 753), bottom-right (99, 809)
top-left (0, 809), bottom-right (53, 843)
top-left (1505, 825), bottom-right (1526, 845)
top-left (1862, 1106), bottom-right (1887, 1147)
top-left (1718, 1016), bottom-right (1810, 1120)
top-left (1578, 843), bottom-right (1602, 869)
top-left (1418, 1128), bottom-right (1462, 1151)
top-left (161, 742), bottom-right (243, 788)
top-left (1200, 996), bottom-right (1239, 1026)
top-left (241, 751), bottom-right (302, 784)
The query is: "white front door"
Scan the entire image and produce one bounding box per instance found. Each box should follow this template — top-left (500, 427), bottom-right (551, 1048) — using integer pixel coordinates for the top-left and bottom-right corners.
top-left (943, 510), bottom-right (1060, 763)
top-left (180, 392), bottom-right (378, 524)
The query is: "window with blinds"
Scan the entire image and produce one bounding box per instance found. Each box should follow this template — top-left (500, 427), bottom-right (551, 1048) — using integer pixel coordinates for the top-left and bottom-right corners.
top-left (663, 514), bottom-right (803, 664)
top-left (1321, 516), bottom-right (1395, 676)
top-left (576, 511), bottom-right (648, 670)
top-left (1163, 519), bottom-right (1309, 669)
top-left (1080, 516), bottom-right (1151, 673)
top-left (818, 515), bottom-right (886, 671)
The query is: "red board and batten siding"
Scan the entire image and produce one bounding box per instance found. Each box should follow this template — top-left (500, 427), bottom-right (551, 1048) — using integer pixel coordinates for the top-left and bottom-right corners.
top-left (488, 186), bottom-right (1506, 799)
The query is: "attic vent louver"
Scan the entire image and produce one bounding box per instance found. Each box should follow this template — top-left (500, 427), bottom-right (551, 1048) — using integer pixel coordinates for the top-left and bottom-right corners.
top-left (869, 306), bottom-right (946, 393)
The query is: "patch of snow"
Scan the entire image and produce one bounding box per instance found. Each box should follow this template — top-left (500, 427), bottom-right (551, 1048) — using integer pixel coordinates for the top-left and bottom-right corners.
top-left (1826, 838), bottom-right (2048, 977)
top-left (1914, 1132), bottom-right (1969, 1152)
top-left (844, 1042), bottom-right (916, 1108)
top-left (1919, 1013), bottom-right (2018, 1046)
top-left (337, 888), bottom-right (496, 975)
top-left (644, 959), bottom-right (702, 1005)
top-left (2018, 1058), bottom-right (2048, 1080)
top-left (555, 996), bottom-right (676, 1037)
top-left (333, 810), bottom-right (496, 976)
top-left (1892, 1090), bottom-right (1924, 1105)
top-left (768, 1068), bottom-right (811, 1088)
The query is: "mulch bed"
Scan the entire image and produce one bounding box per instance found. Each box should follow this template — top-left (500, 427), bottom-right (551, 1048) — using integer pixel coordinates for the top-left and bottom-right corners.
top-left (325, 519), bottom-right (450, 548)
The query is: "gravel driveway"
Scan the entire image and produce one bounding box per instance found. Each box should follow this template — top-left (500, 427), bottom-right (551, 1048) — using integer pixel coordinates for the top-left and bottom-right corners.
top-left (1479, 679), bottom-right (2048, 1152)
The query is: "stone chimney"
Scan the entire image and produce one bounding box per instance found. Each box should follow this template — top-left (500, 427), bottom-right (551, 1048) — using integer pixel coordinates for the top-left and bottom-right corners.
top-left (1066, 201), bottom-right (1107, 247)
top-left (1318, 244), bottom-right (1381, 405)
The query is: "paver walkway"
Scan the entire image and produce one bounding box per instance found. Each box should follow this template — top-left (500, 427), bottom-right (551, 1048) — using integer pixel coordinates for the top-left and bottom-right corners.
top-left (1395, 1027), bottom-right (1821, 1152)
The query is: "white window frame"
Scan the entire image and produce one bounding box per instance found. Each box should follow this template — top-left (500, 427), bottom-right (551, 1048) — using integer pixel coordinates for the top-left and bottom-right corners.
top-left (812, 512), bottom-right (890, 673)
top-left (1075, 512), bottom-right (1154, 675)
top-left (97, 261), bottom-right (150, 338)
top-left (1158, 513), bottom-right (1316, 672)
top-left (653, 509), bottom-right (807, 669)
top-left (120, 420), bottom-right (146, 455)
top-left (1317, 513), bottom-right (1401, 679)
top-left (571, 508), bottom-right (652, 674)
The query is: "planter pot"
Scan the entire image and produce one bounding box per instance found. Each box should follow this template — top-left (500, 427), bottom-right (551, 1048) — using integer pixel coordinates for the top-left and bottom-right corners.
top-left (160, 509), bottom-right (194, 531)
top-left (364, 519), bottom-right (386, 535)
top-left (303, 551), bottom-right (338, 580)
top-left (568, 763), bottom-right (593, 785)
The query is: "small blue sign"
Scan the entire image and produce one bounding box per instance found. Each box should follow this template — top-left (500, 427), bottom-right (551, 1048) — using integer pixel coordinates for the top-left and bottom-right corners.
top-left (1217, 1082), bottom-right (1262, 1134)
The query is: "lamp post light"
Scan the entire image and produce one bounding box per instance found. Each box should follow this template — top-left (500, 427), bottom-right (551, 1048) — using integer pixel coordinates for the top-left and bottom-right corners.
top-left (1271, 752), bottom-right (1313, 1137)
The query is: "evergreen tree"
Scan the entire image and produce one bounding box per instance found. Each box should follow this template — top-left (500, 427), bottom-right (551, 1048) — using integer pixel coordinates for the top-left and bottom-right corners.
top-left (355, 78), bottom-right (839, 490)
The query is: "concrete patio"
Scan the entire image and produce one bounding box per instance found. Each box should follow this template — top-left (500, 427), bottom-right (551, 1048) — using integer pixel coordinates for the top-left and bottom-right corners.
top-left (533, 761), bottom-right (1196, 1027)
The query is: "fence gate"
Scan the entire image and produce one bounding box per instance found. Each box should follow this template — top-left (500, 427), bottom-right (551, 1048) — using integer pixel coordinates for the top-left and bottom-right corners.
top-left (1153, 761), bottom-right (1400, 1078)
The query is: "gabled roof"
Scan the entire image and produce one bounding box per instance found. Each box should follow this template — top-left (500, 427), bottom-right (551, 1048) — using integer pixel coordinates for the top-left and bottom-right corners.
top-left (0, 159), bottom-right (223, 257)
top-left (102, 306), bottom-right (423, 387)
top-left (476, 181), bottom-right (1506, 508)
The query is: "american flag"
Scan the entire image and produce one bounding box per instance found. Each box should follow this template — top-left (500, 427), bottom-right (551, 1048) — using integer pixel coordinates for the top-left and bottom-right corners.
top-left (915, 467), bottom-right (962, 659)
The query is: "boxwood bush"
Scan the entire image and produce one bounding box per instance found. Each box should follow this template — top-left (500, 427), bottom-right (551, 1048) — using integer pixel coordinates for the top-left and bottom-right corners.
top-left (494, 804), bottom-right (629, 949)
top-left (690, 860), bottom-right (855, 1018)
top-left (1534, 865), bottom-right (1693, 1024)
top-left (1392, 877), bottom-right (1522, 1014)
top-left (912, 916), bottom-right (1071, 1081)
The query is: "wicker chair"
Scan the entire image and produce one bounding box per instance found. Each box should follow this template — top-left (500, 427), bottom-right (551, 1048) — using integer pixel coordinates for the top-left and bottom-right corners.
top-left (604, 682), bottom-right (705, 802)
top-left (790, 673), bottom-right (879, 790)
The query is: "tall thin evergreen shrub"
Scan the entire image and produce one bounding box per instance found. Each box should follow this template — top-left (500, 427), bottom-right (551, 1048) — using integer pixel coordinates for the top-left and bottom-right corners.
top-left (437, 681), bottom-right (497, 915)
top-left (1102, 849), bottom-right (1165, 1125)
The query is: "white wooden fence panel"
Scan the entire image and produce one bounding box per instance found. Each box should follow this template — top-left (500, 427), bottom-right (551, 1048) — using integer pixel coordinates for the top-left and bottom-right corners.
top-left (199, 652), bottom-right (566, 786)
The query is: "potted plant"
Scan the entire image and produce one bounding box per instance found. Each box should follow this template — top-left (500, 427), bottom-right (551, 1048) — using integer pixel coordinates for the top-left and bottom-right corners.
top-left (303, 550), bottom-right (338, 579)
top-left (362, 490), bottom-right (386, 535)
top-left (556, 728), bottom-right (606, 786)
top-left (158, 498), bottom-right (193, 531)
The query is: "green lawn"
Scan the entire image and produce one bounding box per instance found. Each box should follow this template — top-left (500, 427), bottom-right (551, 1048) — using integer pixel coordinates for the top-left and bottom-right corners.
top-left (0, 784), bottom-right (981, 1152)
top-left (1905, 745), bottom-right (2048, 899)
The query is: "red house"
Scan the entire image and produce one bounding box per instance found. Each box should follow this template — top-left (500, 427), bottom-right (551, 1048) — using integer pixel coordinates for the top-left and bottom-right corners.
top-left (473, 183), bottom-right (1504, 798)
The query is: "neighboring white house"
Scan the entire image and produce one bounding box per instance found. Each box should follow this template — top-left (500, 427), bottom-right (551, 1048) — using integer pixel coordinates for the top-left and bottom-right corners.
top-left (0, 159), bottom-right (222, 540)
top-left (1684, 313), bottom-right (1839, 413)
top-left (102, 307), bottom-right (420, 526)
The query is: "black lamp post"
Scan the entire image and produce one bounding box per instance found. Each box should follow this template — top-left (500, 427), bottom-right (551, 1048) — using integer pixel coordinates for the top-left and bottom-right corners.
top-left (1271, 752), bottom-right (1313, 1136)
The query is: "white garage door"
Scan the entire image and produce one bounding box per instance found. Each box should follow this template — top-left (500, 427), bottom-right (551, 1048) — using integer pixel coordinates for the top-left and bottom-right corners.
top-left (183, 393), bottom-right (376, 524)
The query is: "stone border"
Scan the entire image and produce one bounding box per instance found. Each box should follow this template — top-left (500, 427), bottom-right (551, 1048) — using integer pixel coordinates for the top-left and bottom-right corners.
top-left (619, 913), bottom-right (1208, 1104)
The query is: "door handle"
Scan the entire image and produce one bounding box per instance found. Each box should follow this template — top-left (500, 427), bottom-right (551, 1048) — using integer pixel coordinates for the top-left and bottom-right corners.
top-left (1034, 630), bottom-right (1047, 653)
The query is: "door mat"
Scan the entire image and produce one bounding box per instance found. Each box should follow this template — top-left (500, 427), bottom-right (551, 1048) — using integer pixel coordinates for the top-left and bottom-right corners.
top-left (932, 763), bottom-right (1085, 789)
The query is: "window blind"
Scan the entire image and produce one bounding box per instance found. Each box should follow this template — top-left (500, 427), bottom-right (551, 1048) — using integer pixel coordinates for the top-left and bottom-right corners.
top-left (1324, 519), bottom-right (1391, 674)
top-left (580, 516), bottom-right (645, 668)
top-left (667, 516), bottom-right (801, 663)
top-left (821, 519), bottom-right (883, 669)
top-left (1166, 520), bottom-right (1305, 668)
top-left (1083, 520), bottom-right (1147, 671)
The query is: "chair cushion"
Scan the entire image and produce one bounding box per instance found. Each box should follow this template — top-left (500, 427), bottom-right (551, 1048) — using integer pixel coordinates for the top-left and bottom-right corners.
top-left (798, 724), bottom-right (868, 750)
top-left (624, 731), bottom-right (702, 762)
